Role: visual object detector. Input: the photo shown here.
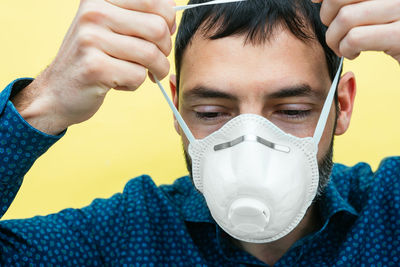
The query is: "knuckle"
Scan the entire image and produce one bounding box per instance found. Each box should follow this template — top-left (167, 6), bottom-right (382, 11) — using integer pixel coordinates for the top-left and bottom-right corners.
top-left (143, 42), bottom-right (160, 64)
top-left (144, 43), bottom-right (159, 59)
top-left (133, 67), bottom-right (147, 87)
top-left (151, 17), bottom-right (169, 41)
top-left (141, 0), bottom-right (156, 11)
top-left (336, 7), bottom-right (352, 26)
top-left (76, 28), bottom-right (99, 48)
top-left (94, 86), bottom-right (109, 97)
top-left (78, 3), bottom-right (107, 24)
top-left (339, 38), bottom-right (359, 59)
top-left (345, 28), bottom-right (362, 48)
top-left (80, 51), bottom-right (104, 79)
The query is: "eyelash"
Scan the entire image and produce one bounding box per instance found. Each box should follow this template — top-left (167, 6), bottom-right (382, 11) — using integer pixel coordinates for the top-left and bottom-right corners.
top-left (194, 110), bottom-right (311, 121)
top-left (276, 110), bottom-right (311, 120)
top-left (195, 112), bottom-right (227, 120)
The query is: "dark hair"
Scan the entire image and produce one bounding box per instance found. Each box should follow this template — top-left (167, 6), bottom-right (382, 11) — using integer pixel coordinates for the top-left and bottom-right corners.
top-left (174, 0), bottom-right (341, 92)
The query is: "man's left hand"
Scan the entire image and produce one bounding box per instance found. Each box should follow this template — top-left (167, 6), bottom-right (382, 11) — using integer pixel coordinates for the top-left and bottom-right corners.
top-left (313, 0), bottom-right (400, 63)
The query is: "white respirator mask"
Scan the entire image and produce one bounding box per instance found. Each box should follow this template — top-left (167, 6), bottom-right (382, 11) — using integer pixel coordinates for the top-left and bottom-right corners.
top-left (155, 58), bottom-right (343, 243)
top-left (155, 0), bottom-right (344, 244)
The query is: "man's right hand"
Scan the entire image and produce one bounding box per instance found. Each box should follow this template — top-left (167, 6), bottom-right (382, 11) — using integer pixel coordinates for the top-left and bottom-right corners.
top-left (11, 0), bottom-right (176, 135)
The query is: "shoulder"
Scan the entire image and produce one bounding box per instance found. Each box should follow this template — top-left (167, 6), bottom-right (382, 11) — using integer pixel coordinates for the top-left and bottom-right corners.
top-left (123, 175), bottom-right (191, 198)
top-left (331, 157), bottom-right (400, 210)
top-left (121, 175), bottom-right (192, 215)
top-left (332, 156), bottom-right (400, 188)
top-left (123, 175), bottom-right (159, 195)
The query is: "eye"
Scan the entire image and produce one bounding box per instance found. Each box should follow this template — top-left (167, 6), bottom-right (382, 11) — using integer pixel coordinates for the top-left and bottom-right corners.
top-left (276, 109), bottom-right (311, 120)
top-left (195, 112), bottom-right (226, 120)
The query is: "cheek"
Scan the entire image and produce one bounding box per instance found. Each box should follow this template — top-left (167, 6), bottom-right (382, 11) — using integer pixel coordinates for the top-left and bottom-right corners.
top-left (276, 122), bottom-right (316, 139)
top-left (182, 135), bottom-right (189, 153)
top-left (188, 124), bottom-right (222, 139)
top-left (267, 107), bottom-right (323, 139)
top-left (180, 110), bottom-right (226, 140)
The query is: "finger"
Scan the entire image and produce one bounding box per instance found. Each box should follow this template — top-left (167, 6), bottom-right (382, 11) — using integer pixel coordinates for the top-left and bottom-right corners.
top-left (80, 49), bottom-right (148, 90)
top-left (105, 57), bottom-right (148, 91)
top-left (106, 0), bottom-right (176, 32)
top-left (105, 7), bottom-right (173, 56)
top-left (326, 0), bottom-right (400, 55)
top-left (339, 21), bottom-right (400, 60)
top-left (148, 71), bottom-right (156, 83)
top-left (320, 0), bottom-right (362, 26)
top-left (79, 2), bottom-right (173, 56)
top-left (95, 28), bottom-right (170, 80)
top-left (114, 86), bottom-right (138, 91)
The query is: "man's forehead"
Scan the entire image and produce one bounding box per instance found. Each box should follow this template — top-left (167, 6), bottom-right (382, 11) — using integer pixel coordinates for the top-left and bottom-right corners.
top-left (179, 29), bottom-right (331, 97)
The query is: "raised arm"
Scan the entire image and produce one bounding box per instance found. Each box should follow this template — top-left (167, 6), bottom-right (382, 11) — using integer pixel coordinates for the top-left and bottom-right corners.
top-left (0, 79), bottom-right (63, 218)
top-left (0, 0), bottom-right (175, 263)
top-left (11, 0), bottom-right (175, 135)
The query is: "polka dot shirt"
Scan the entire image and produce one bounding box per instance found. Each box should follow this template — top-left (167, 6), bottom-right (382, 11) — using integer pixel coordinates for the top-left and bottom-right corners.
top-left (0, 79), bottom-right (399, 266)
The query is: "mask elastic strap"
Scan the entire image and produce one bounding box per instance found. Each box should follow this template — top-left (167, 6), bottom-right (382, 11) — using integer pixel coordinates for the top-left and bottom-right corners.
top-left (174, 0), bottom-right (246, 11)
top-left (155, 0), bottom-right (249, 144)
top-left (313, 57), bottom-right (344, 144)
top-left (155, 78), bottom-right (196, 144)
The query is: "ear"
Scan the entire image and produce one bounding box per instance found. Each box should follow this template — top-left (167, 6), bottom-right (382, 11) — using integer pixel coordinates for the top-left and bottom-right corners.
top-left (169, 74), bottom-right (181, 135)
top-left (335, 71), bottom-right (356, 136)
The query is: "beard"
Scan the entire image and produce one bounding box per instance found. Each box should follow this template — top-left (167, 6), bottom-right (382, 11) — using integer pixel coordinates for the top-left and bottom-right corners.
top-left (182, 136), bottom-right (334, 199)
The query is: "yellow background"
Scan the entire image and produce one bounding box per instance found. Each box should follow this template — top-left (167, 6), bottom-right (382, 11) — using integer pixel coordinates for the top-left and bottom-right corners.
top-left (0, 0), bottom-right (399, 220)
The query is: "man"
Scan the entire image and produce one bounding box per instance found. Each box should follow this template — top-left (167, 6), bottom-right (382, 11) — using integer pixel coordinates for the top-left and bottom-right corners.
top-left (0, 0), bottom-right (399, 265)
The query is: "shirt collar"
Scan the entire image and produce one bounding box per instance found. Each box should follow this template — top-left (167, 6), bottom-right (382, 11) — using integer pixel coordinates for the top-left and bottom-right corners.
top-left (318, 178), bottom-right (359, 222)
top-left (289, 178), bottom-right (359, 249)
top-left (180, 177), bottom-right (214, 223)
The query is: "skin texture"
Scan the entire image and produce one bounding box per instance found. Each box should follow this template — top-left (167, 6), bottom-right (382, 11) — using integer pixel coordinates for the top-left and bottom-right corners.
top-left (169, 31), bottom-right (356, 265)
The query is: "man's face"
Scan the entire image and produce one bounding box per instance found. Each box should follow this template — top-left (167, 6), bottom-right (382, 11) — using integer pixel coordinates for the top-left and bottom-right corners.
top-left (174, 29), bottom-right (337, 166)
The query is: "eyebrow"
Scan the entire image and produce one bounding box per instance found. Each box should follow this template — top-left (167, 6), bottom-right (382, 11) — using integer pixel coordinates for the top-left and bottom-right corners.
top-left (182, 83), bottom-right (322, 102)
top-left (267, 84), bottom-right (316, 99)
top-left (182, 86), bottom-right (238, 101)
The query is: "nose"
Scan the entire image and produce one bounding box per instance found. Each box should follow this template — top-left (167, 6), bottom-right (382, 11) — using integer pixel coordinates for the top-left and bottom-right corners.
top-left (238, 100), bottom-right (264, 117)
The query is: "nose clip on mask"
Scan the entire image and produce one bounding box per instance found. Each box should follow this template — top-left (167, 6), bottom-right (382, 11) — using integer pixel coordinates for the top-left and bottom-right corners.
top-left (155, 0), bottom-right (344, 244)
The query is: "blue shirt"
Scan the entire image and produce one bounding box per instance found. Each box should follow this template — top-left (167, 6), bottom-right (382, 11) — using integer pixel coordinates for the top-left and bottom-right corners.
top-left (0, 79), bottom-right (399, 266)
